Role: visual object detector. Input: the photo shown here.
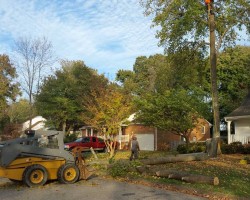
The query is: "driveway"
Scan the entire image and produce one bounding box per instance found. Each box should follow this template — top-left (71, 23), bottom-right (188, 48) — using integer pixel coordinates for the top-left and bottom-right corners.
top-left (0, 177), bottom-right (206, 200)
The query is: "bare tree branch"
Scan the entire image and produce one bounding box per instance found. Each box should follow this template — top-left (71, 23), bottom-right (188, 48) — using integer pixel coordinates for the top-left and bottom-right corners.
top-left (14, 36), bottom-right (55, 129)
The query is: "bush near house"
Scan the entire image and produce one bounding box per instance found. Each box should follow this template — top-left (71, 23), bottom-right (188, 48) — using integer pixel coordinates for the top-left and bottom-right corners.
top-left (176, 141), bottom-right (250, 154)
top-left (107, 160), bottom-right (141, 177)
top-left (64, 133), bottom-right (78, 143)
top-left (244, 144), bottom-right (250, 154)
top-left (177, 142), bottom-right (206, 154)
top-left (0, 124), bottom-right (22, 141)
top-left (221, 142), bottom-right (250, 154)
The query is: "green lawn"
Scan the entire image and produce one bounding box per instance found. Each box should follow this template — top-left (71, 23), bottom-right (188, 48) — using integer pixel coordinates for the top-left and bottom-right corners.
top-left (86, 151), bottom-right (250, 199)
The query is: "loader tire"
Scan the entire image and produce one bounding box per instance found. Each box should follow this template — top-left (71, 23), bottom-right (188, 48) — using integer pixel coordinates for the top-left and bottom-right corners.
top-left (57, 163), bottom-right (79, 184)
top-left (23, 164), bottom-right (48, 187)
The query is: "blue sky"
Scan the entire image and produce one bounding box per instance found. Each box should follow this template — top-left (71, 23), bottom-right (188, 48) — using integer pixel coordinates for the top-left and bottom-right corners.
top-left (0, 0), bottom-right (249, 81)
top-left (0, 0), bottom-right (164, 80)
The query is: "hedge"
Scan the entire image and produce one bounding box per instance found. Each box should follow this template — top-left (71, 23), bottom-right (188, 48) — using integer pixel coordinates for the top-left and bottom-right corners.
top-left (221, 142), bottom-right (250, 154)
top-left (177, 142), bottom-right (206, 154)
top-left (177, 141), bottom-right (250, 154)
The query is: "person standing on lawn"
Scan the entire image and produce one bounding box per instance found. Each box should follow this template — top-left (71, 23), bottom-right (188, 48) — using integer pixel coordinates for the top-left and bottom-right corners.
top-left (130, 136), bottom-right (140, 161)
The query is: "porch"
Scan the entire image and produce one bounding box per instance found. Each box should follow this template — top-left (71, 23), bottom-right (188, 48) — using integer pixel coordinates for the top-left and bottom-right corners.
top-left (228, 134), bottom-right (250, 144)
top-left (224, 91), bottom-right (250, 145)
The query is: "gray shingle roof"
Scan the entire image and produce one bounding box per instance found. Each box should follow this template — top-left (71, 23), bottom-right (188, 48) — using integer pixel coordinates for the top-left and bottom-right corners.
top-left (225, 92), bottom-right (250, 118)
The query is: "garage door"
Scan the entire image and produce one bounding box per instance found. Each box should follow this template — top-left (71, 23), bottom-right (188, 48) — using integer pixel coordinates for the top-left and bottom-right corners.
top-left (136, 134), bottom-right (154, 151)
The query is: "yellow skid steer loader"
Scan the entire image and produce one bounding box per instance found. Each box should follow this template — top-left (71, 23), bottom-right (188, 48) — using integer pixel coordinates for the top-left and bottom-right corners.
top-left (0, 130), bottom-right (93, 187)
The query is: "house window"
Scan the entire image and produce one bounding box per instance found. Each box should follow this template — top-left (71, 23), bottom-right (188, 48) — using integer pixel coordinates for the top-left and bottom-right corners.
top-left (193, 136), bottom-right (197, 142)
top-left (201, 126), bottom-right (205, 134)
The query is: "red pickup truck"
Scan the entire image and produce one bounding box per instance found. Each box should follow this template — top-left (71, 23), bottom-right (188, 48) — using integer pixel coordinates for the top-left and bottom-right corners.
top-left (64, 136), bottom-right (107, 152)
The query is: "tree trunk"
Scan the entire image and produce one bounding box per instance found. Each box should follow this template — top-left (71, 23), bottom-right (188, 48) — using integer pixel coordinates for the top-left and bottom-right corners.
top-left (182, 175), bottom-right (219, 186)
top-left (141, 153), bottom-right (208, 165)
top-left (184, 135), bottom-right (190, 151)
top-left (109, 148), bottom-right (115, 158)
top-left (28, 95), bottom-right (33, 130)
top-left (106, 140), bottom-right (117, 158)
top-left (168, 172), bottom-right (189, 180)
top-left (155, 170), bottom-right (177, 177)
top-left (136, 165), bottom-right (159, 176)
top-left (62, 121), bottom-right (66, 134)
top-left (209, 3), bottom-right (220, 138)
top-left (208, 2), bottom-right (220, 157)
top-left (206, 138), bottom-right (219, 157)
top-left (156, 170), bottom-right (219, 185)
top-left (155, 170), bottom-right (189, 180)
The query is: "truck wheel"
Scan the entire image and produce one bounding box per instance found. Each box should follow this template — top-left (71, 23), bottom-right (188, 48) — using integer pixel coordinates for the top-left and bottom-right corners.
top-left (23, 164), bottom-right (48, 187)
top-left (57, 163), bottom-right (79, 184)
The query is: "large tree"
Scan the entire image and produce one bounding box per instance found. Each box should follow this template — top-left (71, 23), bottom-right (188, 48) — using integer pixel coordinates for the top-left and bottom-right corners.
top-left (135, 89), bottom-right (209, 147)
top-left (141, 0), bottom-right (249, 51)
top-left (0, 54), bottom-right (20, 132)
top-left (35, 60), bottom-right (108, 132)
top-left (217, 45), bottom-right (250, 119)
top-left (117, 51), bottom-right (208, 96)
top-left (141, 0), bottom-right (250, 141)
top-left (7, 99), bottom-right (31, 124)
top-left (117, 51), bottom-right (210, 147)
top-left (14, 36), bottom-right (55, 129)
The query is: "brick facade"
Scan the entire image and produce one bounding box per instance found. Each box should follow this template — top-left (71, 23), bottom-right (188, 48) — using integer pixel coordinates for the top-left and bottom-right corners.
top-left (122, 118), bottom-right (211, 150)
top-left (189, 118), bottom-right (211, 142)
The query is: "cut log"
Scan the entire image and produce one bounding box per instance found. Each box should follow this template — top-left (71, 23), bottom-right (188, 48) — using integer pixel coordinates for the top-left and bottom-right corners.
top-left (142, 153), bottom-right (208, 165)
top-left (156, 170), bottom-right (182, 177)
top-left (136, 165), bottom-right (158, 176)
top-left (168, 172), bottom-right (189, 180)
top-left (156, 170), bottom-right (189, 180)
top-left (182, 175), bottom-right (219, 186)
top-left (156, 170), bottom-right (219, 185)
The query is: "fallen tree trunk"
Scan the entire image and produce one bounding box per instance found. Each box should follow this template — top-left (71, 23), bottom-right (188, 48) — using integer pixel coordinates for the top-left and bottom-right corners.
top-left (141, 153), bottom-right (208, 165)
top-left (168, 173), bottom-right (189, 180)
top-left (156, 170), bottom-right (189, 180)
top-left (182, 175), bottom-right (219, 186)
top-left (136, 165), bottom-right (159, 176)
top-left (155, 170), bottom-right (183, 177)
top-left (156, 169), bottom-right (219, 185)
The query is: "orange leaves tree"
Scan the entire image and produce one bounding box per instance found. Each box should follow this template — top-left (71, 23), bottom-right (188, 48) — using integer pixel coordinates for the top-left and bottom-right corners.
top-left (82, 84), bottom-right (132, 158)
top-left (0, 55), bottom-right (20, 134)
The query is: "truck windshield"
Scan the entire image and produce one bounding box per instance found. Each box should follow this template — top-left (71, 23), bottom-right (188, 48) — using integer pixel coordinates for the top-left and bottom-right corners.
top-left (75, 138), bottom-right (82, 142)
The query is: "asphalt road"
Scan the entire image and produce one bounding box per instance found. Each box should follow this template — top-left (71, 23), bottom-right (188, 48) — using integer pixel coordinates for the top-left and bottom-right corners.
top-left (0, 177), bottom-right (206, 200)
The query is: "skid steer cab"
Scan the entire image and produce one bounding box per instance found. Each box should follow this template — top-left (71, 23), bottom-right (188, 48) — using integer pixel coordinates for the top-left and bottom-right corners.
top-left (0, 130), bottom-right (93, 187)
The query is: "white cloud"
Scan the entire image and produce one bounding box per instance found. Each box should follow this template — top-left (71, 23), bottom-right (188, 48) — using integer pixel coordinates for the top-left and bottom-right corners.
top-left (0, 0), bottom-right (163, 78)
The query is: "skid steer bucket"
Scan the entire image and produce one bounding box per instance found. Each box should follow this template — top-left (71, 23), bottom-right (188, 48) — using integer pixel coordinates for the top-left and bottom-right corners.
top-left (71, 147), bottom-right (94, 180)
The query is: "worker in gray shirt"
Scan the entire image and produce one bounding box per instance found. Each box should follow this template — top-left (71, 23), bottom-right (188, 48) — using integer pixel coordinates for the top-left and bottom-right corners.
top-left (130, 136), bottom-right (140, 161)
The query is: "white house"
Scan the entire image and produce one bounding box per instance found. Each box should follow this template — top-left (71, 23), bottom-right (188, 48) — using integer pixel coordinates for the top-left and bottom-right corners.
top-left (224, 92), bottom-right (250, 144)
top-left (22, 116), bottom-right (47, 131)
